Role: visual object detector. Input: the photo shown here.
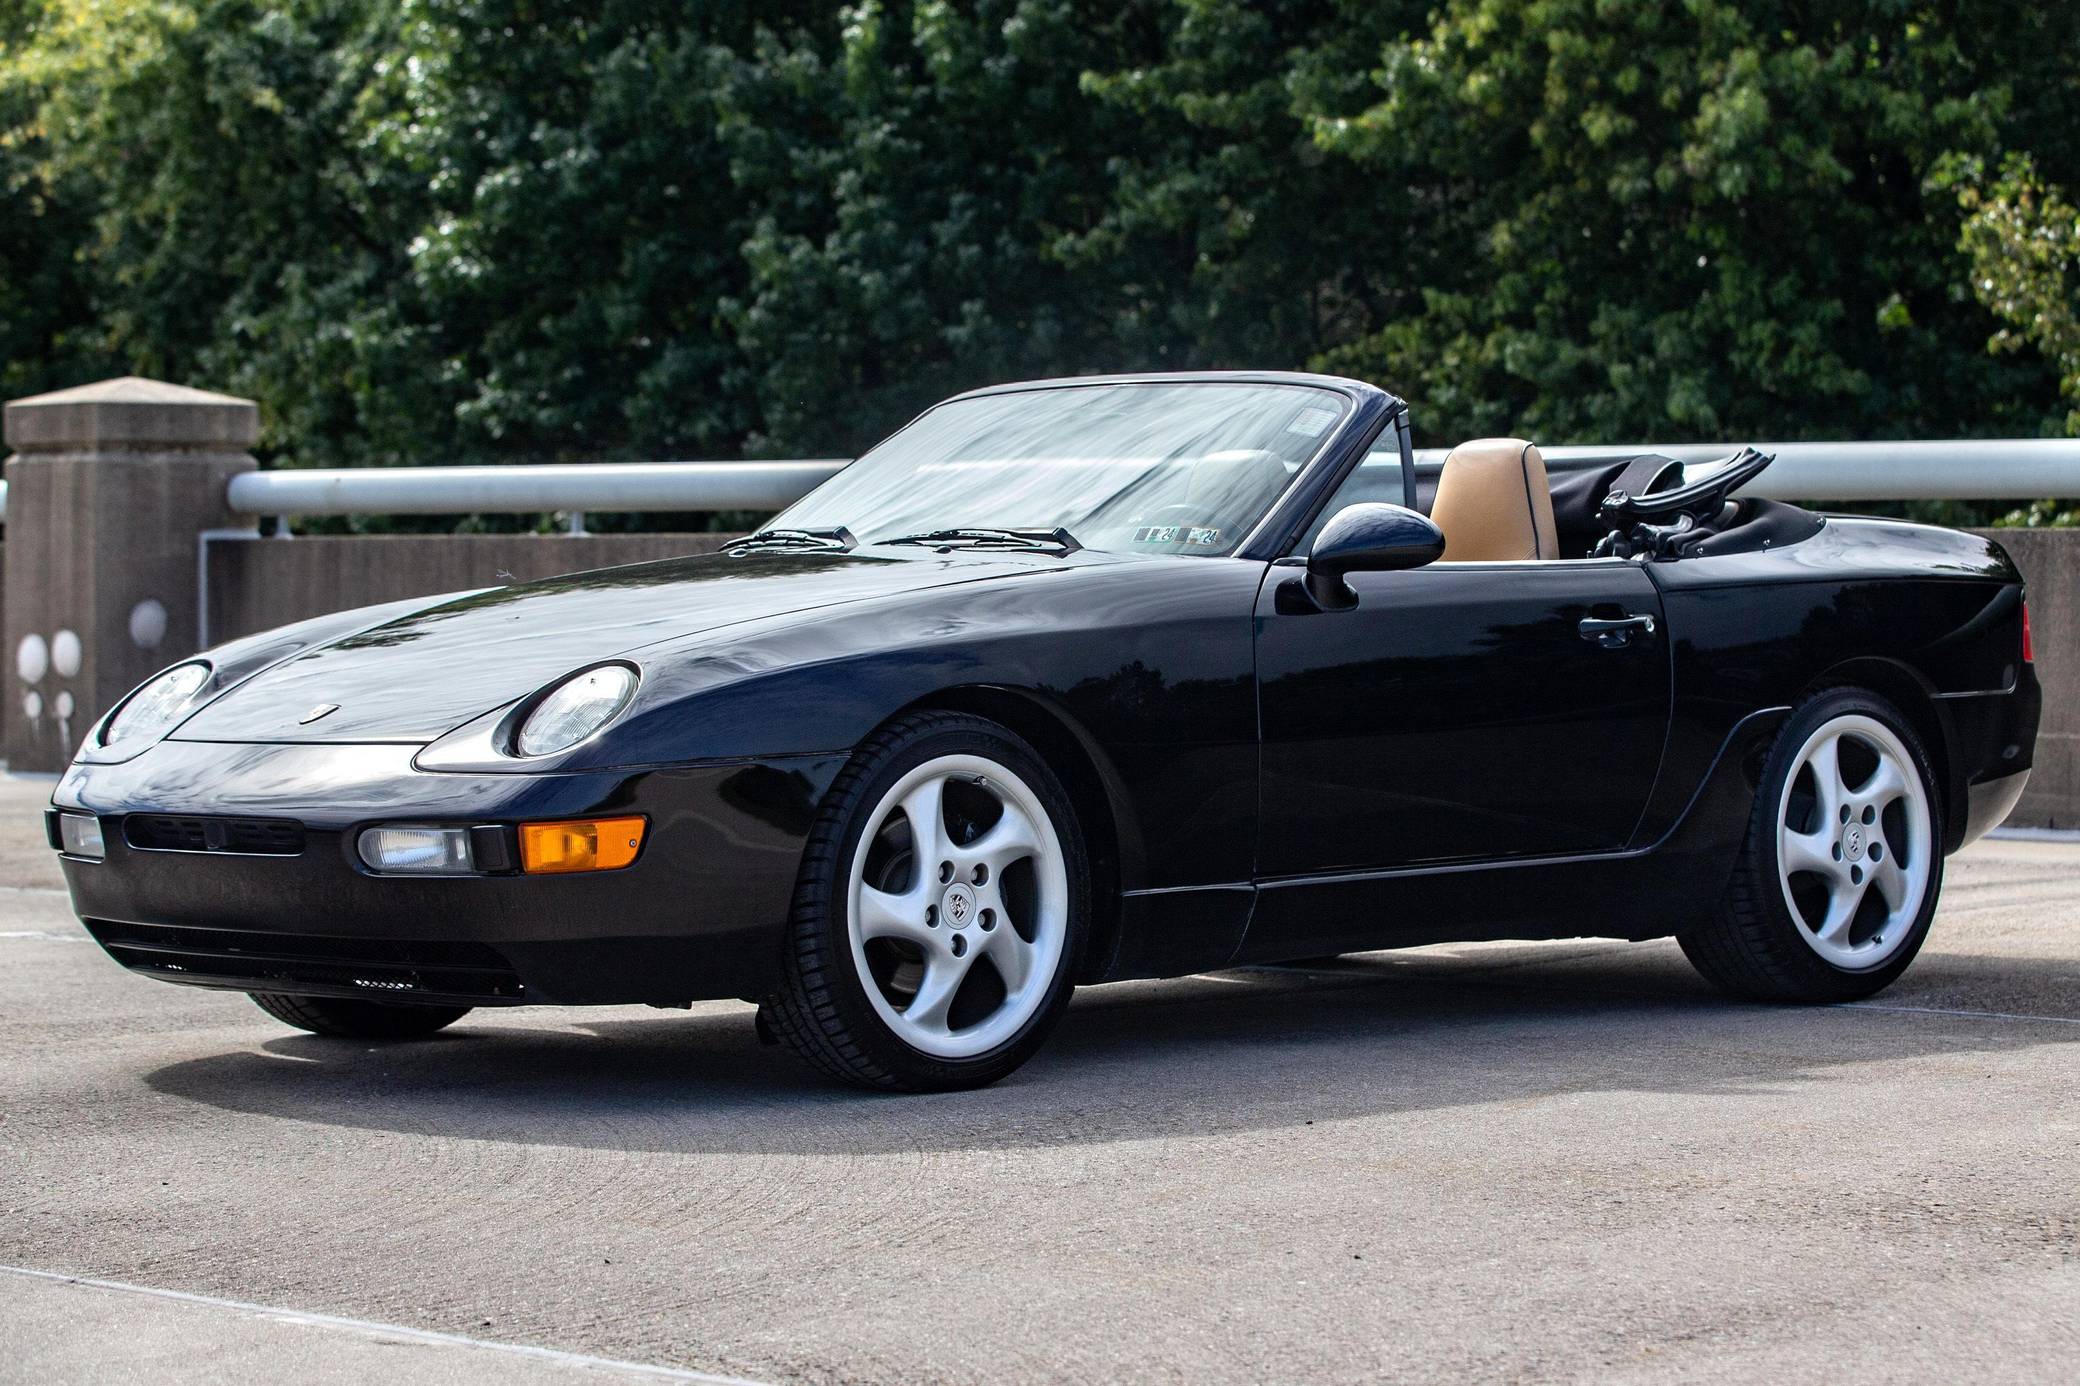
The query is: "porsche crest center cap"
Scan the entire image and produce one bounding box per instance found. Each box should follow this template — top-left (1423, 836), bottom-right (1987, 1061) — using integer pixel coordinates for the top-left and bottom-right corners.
top-left (941, 882), bottom-right (977, 929)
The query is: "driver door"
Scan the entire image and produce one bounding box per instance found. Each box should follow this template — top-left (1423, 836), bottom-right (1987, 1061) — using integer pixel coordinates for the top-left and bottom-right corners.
top-left (1248, 556), bottom-right (1671, 955)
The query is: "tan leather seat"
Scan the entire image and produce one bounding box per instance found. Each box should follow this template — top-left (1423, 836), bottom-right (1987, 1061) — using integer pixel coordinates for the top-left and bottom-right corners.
top-left (1430, 437), bottom-right (1558, 562)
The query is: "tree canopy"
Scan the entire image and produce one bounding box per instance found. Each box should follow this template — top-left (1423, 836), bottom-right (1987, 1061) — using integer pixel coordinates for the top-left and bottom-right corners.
top-left (2, 0), bottom-right (2075, 484)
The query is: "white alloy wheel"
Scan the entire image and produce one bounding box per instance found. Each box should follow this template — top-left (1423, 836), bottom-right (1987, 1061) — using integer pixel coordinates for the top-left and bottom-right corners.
top-left (1775, 713), bottom-right (1934, 970)
top-left (846, 753), bottom-right (1069, 1059)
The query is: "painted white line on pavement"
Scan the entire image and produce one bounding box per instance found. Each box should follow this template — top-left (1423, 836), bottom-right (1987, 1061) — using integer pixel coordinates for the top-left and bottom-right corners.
top-left (0, 1265), bottom-right (775, 1386)
top-left (1836, 1001), bottom-right (2080, 1027)
top-left (0, 930), bottom-right (86, 941)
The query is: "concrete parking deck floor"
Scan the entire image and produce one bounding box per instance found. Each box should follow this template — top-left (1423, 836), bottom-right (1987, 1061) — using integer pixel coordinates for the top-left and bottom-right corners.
top-left (4, 772), bottom-right (2076, 1384)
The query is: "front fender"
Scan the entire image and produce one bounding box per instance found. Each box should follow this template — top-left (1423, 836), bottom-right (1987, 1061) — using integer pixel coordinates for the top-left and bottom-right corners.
top-left (588, 556), bottom-right (1269, 895)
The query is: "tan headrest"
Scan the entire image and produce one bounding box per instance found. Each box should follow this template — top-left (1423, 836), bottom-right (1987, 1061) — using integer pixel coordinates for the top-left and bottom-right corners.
top-left (1431, 438), bottom-right (1558, 562)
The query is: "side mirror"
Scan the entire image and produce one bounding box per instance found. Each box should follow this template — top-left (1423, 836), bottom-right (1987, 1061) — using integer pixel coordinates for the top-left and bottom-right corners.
top-left (1303, 503), bottom-right (1444, 606)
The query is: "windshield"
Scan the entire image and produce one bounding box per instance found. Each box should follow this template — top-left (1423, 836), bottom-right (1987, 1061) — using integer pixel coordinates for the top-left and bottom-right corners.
top-left (771, 382), bottom-right (1350, 556)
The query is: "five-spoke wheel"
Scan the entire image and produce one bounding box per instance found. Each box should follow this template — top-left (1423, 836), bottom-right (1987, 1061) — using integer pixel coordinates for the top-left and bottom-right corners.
top-left (1681, 687), bottom-right (1945, 1002)
top-left (1774, 714), bottom-right (1933, 970)
top-left (764, 711), bottom-right (1088, 1091)
top-left (848, 754), bottom-right (1069, 1059)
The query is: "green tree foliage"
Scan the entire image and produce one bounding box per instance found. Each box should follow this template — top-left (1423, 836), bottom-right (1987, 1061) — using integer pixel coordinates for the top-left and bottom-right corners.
top-left (1947, 154), bottom-right (2080, 436)
top-left (1065, 1), bottom-right (1427, 372)
top-left (8, 0), bottom-right (827, 471)
top-left (1943, 152), bottom-right (2080, 525)
top-left (0, 0), bottom-right (115, 398)
top-left (1308, 0), bottom-right (2079, 446)
top-left (3, 0), bottom-right (2075, 477)
top-left (17, 0), bottom-right (432, 460)
top-left (713, 0), bottom-right (1147, 454)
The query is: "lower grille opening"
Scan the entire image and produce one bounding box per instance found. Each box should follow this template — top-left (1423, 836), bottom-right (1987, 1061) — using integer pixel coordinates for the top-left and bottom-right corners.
top-left (125, 815), bottom-right (306, 857)
top-left (82, 920), bottom-right (525, 1002)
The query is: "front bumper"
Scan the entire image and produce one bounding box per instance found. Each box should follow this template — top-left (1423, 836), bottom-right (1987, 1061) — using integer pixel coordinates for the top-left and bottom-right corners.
top-left (51, 741), bottom-right (843, 1006)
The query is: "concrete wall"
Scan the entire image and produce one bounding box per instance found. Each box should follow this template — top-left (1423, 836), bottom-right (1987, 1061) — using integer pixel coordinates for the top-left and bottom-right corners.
top-left (204, 532), bottom-right (741, 643)
top-left (1973, 528), bottom-right (2075, 830)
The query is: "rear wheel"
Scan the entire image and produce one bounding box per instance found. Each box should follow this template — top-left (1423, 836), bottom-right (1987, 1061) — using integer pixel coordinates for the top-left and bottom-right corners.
top-left (1679, 688), bottom-right (1942, 1002)
top-left (763, 711), bottom-right (1089, 1092)
top-left (248, 992), bottom-right (471, 1039)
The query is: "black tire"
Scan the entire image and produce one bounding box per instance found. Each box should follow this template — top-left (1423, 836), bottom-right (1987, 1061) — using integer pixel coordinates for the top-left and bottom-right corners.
top-left (1678, 687), bottom-right (1944, 1002)
top-left (248, 992), bottom-right (471, 1039)
top-left (762, 710), bottom-right (1090, 1092)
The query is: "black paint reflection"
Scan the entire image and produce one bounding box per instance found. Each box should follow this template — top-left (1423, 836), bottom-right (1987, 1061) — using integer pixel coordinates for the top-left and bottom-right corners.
top-left (1257, 562), bottom-right (1671, 878)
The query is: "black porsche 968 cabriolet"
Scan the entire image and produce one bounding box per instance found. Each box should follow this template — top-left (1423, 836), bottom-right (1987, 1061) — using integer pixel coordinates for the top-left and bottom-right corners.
top-left (48, 373), bottom-right (2040, 1090)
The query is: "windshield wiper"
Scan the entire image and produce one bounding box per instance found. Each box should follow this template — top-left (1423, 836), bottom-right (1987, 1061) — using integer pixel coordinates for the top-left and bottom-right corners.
top-left (883, 527), bottom-right (1082, 554)
top-left (726, 526), bottom-right (857, 554)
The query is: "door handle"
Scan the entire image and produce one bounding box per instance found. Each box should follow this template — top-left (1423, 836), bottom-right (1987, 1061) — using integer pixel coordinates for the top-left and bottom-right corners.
top-left (1578, 614), bottom-right (1656, 647)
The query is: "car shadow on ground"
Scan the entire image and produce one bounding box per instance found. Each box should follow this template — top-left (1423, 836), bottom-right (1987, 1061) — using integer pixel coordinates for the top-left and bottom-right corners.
top-left (141, 939), bottom-right (2080, 1156)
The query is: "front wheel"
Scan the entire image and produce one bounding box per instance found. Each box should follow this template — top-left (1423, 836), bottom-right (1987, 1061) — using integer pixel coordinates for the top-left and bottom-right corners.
top-left (248, 992), bottom-right (471, 1039)
top-left (763, 711), bottom-right (1090, 1092)
top-left (1679, 688), bottom-right (1943, 1002)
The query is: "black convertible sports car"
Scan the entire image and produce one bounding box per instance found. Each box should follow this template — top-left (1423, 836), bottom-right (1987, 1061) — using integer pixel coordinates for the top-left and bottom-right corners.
top-left (48, 372), bottom-right (2040, 1090)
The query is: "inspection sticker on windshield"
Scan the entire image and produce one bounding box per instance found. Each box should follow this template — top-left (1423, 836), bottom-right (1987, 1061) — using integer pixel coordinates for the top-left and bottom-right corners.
top-left (1286, 406), bottom-right (1339, 438)
top-left (1132, 525), bottom-right (1223, 546)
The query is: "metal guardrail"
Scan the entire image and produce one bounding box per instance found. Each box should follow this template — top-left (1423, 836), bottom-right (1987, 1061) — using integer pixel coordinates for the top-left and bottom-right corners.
top-left (224, 460), bottom-right (848, 519)
top-left (1485, 439), bottom-right (2080, 502)
top-left (214, 439), bottom-right (2080, 523)
top-left (4, 441), bottom-right (2074, 530)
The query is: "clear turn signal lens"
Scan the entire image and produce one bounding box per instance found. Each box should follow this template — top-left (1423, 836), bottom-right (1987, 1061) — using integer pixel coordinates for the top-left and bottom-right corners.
top-left (518, 817), bottom-right (646, 874)
top-left (58, 813), bottom-right (106, 861)
top-left (357, 824), bottom-right (476, 876)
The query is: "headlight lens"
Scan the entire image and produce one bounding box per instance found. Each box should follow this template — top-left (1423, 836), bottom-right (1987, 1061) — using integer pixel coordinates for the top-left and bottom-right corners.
top-left (515, 665), bottom-right (638, 757)
top-left (102, 662), bottom-right (211, 748)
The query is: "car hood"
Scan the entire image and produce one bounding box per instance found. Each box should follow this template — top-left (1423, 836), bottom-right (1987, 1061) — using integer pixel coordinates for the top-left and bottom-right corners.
top-left (169, 548), bottom-right (1073, 744)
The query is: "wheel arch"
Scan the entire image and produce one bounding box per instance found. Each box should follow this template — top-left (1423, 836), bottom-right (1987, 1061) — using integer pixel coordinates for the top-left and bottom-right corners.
top-left (891, 684), bottom-right (1143, 984)
top-left (1804, 656), bottom-right (1963, 852)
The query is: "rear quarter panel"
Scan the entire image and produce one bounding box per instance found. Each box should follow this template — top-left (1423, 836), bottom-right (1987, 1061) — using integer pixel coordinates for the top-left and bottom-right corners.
top-left (1641, 517), bottom-right (2030, 845)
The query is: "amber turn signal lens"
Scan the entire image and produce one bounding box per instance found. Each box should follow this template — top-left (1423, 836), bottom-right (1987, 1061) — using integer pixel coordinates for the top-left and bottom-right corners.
top-left (519, 816), bottom-right (646, 874)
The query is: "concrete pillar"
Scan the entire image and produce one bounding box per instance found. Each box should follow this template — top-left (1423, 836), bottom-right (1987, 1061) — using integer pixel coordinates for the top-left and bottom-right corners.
top-left (3, 377), bottom-right (257, 772)
top-left (1975, 528), bottom-right (2079, 830)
